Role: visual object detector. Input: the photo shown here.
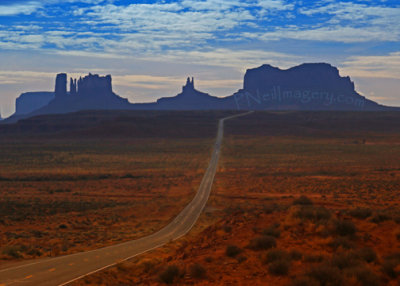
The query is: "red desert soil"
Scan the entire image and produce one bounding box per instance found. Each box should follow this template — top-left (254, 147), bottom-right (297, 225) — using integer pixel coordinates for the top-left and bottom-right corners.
top-left (71, 112), bottom-right (400, 285)
top-left (2, 111), bottom-right (400, 285)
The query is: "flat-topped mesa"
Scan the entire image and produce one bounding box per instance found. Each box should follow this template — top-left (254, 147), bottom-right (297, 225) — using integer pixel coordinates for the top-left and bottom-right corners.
top-left (243, 63), bottom-right (355, 94)
top-left (15, 92), bottom-right (55, 115)
top-left (231, 63), bottom-right (385, 111)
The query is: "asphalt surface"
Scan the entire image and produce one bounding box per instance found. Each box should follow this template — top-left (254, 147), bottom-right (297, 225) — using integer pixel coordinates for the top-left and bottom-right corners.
top-left (0, 112), bottom-right (252, 286)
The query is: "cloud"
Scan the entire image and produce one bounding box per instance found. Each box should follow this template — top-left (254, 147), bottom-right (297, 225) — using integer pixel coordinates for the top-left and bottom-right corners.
top-left (294, 2), bottom-right (400, 42)
top-left (113, 73), bottom-right (242, 90)
top-left (158, 48), bottom-right (299, 72)
top-left (0, 70), bottom-right (55, 84)
top-left (1, 0), bottom-right (400, 116)
top-left (113, 74), bottom-right (183, 90)
top-left (2, 0), bottom-right (398, 59)
top-left (0, 0), bottom-right (110, 16)
top-left (256, 0), bottom-right (294, 13)
top-left (69, 0), bottom-right (295, 54)
top-left (341, 51), bottom-right (400, 79)
top-left (0, 2), bottom-right (43, 16)
top-left (80, 2), bottom-right (255, 34)
top-left (260, 25), bottom-right (400, 43)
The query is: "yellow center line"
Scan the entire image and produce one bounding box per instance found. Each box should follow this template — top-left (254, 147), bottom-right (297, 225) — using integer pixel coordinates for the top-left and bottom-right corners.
top-left (48, 268), bottom-right (56, 272)
top-left (25, 275), bottom-right (33, 279)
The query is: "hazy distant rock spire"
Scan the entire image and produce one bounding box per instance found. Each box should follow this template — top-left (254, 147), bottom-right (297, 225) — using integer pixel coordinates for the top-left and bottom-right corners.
top-left (55, 73), bottom-right (67, 97)
top-left (183, 76), bottom-right (194, 92)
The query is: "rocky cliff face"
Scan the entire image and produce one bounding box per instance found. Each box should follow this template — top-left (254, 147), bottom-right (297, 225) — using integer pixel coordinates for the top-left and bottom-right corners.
top-left (233, 63), bottom-right (384, 110)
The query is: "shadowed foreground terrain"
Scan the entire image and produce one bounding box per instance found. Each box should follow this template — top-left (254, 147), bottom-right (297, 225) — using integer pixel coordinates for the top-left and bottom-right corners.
top-left (65, 111), bottom-right (400, 285)
top-left (1, 111), bottom-right (399, 285)
top-left (0, 111), bottom-right (236, 266)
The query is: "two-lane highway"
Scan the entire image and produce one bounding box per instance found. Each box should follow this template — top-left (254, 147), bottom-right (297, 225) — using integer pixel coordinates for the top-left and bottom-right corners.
top-left (0, 111), bottom-right (252, 286)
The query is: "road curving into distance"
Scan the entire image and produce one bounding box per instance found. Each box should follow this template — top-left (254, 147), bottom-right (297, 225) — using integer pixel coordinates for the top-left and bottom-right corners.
top-left (0, 111), bottom-right (253, 286)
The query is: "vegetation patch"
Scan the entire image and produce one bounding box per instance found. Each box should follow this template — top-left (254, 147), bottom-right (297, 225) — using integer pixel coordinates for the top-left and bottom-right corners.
top-left (158, 265), bottom-right (180, 284)
top-left (189, 263), bottom-right (206, 279)
top-left (293, 195), bottom-right (313, 206)
top-left (348, 207), bottom-right (372, 219)
top-left (332, 219), bottom-right (357, 237)
top-left (225, 245), bottom-right (243, 258)
top-left (248, 235), bottom-right (276, 251)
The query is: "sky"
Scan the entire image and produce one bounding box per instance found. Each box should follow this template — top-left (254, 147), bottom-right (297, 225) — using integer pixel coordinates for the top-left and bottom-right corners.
top-left (0, 0), bottom-right (399, 117)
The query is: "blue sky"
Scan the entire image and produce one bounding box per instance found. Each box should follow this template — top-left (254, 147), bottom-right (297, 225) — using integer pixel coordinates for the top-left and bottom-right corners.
top-left (0, 0), bottom-right (399, 116)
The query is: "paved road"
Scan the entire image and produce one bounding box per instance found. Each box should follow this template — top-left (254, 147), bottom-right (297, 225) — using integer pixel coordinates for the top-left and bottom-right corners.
top-left (0, 112), bottom-right (252, 286)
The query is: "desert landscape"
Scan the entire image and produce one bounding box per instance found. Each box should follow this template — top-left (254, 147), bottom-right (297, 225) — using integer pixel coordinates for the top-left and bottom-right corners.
top-left (2, 111), bottom-right (399, 285)
top-left (1, 1), bottom-right (400, 285)
top-left (0, 111), bottom-right (226, 264)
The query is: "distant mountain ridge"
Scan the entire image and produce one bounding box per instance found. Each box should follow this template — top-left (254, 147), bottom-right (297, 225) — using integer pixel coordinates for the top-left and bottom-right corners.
top-left (3, 63), bottom-right (398, 123)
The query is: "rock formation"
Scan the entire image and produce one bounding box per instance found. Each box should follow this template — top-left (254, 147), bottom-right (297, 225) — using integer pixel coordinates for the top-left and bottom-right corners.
top-left (183, 77), bottom-right (194, 92)
top-left (70, 78), bottom-right (77, 95)
top-left (153, 77), bottom-right (234, 110)
top-left (232, 63), bottom-right (383, 110)
top-left (76, 74), bottom-right (112, 96)
top-left (15, 92), bottom-right (55, 115)
top-left (4, 63), bottom-right (397, 123)
top-left (133, 64), bottom-right (392, 111)
top-left (55, 73), bottom-right (67, 97)
top-left (20, 73), bottom-right (131, 117)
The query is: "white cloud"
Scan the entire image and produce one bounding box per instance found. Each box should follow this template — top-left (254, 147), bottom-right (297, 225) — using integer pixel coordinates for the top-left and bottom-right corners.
top-left (0, 0), bottom-right (110, 16)
top-left (260, 25), bottom-right (400, 42)
top-left (294, 2), bottom-right (400, 42)
top-left (0, 2), bottom-right (42, 16)
top-left (82, 2), bottom-right (255, 33)
top-left (257, 0), bottom-right (294, 12)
